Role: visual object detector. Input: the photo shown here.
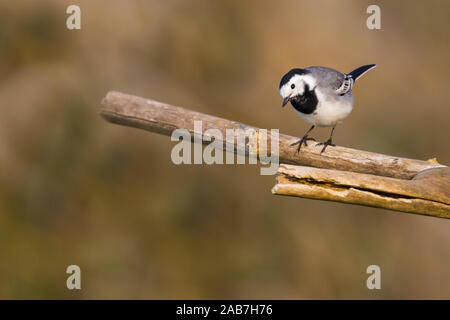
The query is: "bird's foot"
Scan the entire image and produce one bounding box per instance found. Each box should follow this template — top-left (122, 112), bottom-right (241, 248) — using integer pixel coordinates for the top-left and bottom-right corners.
top-left (315, 139), bottom-right (335, 154)
top-left (290, 136), bottom-right (316, 154)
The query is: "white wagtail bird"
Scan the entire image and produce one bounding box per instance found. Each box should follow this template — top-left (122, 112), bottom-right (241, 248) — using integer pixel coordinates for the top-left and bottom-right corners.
top-left (279, 64), bottom-right (376, 153)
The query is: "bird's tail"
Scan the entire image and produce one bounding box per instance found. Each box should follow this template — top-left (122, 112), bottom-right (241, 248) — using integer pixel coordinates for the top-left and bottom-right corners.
top-left (348, 64), bottom-right (376, 81)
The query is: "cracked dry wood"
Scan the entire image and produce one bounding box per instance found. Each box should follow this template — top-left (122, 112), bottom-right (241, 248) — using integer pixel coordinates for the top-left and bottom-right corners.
top-left (272, 165), bottom-right (450, 218)
top-left (100, 91), bottom-right (449, 218)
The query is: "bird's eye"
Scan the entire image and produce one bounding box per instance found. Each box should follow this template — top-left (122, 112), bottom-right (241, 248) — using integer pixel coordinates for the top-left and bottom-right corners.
top-left (291, 84), bottom-right (295, 89)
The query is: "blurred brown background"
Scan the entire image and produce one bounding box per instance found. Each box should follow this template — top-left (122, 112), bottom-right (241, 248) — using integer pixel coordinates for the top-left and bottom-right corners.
top-left (0, 0), bottom-right (449, 299)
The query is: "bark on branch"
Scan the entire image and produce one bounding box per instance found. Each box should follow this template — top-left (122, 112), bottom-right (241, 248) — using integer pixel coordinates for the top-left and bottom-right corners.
top-left (100, 91), bottom-right (449, 219)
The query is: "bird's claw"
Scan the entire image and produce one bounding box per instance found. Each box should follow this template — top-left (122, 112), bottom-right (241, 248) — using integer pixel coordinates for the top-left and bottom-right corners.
top-left (291, 137), bottom-right (316, 154)
top-left (315, 139), bottom-right (336, 154)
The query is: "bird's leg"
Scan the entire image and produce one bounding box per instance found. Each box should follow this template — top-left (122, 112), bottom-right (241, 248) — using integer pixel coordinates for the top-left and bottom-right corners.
top-left (290, 125), bottom-right (316, 153)
top-left (316, 126), bottom-right (336, 154)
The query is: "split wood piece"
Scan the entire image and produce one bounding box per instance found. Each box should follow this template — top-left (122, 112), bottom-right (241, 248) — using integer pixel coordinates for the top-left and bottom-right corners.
top-left (272, 164), bottom-right (450, 218)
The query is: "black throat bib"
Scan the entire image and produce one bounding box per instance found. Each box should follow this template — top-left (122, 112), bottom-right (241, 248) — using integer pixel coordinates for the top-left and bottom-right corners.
top-left (290, 85), bottom-right (318, 115)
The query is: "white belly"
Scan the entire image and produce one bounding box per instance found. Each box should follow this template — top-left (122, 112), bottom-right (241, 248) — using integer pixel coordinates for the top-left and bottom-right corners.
top-left (293, 90), bottom-right (354, 127)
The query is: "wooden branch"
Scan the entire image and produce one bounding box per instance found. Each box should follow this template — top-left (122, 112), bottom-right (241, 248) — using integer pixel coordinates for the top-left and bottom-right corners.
top-left (272, 165), bottom-right (450, 218)
top-left (100, 91), bottom-right (449, 218)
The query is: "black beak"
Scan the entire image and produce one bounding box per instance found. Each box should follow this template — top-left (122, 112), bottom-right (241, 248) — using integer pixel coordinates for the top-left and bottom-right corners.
top-left (282, 97), bottom-right (290, 107)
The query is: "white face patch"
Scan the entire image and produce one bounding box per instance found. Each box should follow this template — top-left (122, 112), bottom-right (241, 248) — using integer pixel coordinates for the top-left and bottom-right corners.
top-left (279, 74), bottom-right (317, 99)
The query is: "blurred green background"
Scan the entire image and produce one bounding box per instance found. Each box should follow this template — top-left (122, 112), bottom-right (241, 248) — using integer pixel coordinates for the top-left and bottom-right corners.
top-left (0, 0), bottom-right (449, 299)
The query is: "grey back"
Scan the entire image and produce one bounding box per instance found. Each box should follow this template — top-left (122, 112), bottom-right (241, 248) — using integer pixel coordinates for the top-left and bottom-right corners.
top-left (305, 66), bottom-right (345, 91)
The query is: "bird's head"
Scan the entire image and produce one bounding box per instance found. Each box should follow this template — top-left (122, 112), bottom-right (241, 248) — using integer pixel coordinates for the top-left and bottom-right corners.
top-left (279, 68), bottom-right (315, 107)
